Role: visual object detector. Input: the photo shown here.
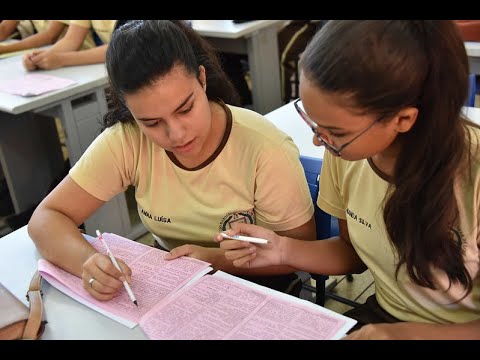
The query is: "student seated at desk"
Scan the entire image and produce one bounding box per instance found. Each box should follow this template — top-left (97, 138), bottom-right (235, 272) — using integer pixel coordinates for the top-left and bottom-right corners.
top-left (0, 20), bottom-right (69, 56)
top-left (217, 20), bottom-right (480, 340)
top-left (0, 20), bottom-right (40, 41)
top-left (22, 20), bottom-right (116, 70)
top-left (28, 20), bottom-right (315, 300)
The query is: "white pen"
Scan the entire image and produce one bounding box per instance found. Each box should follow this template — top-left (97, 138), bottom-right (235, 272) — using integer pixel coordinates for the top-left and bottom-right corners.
top-left (220, 233), bottom-right (270, 244)
top-left (96, 230), bottom-right (138, 307)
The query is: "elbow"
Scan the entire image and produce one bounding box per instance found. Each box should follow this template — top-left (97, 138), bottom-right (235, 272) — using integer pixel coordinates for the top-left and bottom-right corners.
top-left (27, 208), bottom-right (41, 245)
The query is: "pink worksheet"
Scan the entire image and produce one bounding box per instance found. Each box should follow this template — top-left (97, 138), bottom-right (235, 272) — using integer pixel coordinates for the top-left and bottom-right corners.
top-left (0, 73), bottom-right (76, 96)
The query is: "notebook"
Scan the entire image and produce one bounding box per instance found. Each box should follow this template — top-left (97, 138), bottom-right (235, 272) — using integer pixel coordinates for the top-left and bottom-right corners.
top-left (39, 232), bottom-right (356, 339)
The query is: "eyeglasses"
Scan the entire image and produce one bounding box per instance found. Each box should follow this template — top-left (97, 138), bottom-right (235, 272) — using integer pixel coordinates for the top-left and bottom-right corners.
top-left (294, 98), bottom-right (384, 157)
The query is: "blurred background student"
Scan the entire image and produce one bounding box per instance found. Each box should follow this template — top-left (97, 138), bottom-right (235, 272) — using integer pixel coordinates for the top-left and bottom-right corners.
top-left (23, 20), bottom-right (116, 71)
top-left (0, 20), bottom-right (69, 56)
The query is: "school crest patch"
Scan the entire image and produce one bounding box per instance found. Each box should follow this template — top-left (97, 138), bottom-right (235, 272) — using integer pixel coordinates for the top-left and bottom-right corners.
top-left (218, 209), bottom-right (256, 231)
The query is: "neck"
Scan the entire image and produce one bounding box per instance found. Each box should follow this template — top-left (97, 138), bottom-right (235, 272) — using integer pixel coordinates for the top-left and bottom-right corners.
top-left (371, 138), bottom-right (402, 177)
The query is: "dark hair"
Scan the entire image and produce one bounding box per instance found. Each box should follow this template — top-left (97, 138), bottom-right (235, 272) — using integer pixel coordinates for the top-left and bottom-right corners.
top-left (301, 20), bottom-right (478, 298)
top-left (103, 20), bottom-right (240, 128)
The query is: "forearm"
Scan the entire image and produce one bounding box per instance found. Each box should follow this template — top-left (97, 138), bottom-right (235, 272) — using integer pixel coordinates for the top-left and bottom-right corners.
top-left (56, 45), bottom-right (107, 67)
top-left (27, 208), bottom-right (97, 277)
top-left (0, 32), bottom-right (53, 54)
top-left (0, 20), bottom-right (19, 41)
top-left (424, 319), bottom-right (480, 339)
top-left (283, 236), bottom-right (366, 275)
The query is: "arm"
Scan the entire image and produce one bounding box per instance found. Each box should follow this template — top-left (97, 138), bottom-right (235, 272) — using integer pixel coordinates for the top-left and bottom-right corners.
top-left (0, 20), bottom-right (19, 41)
top-left (218, 219), bottom-right (367, 276)
top-left (23, 23), bottom-right (93, 70)
top-left (283, 218), bottom-right (367, 275)
top-left (344, 318), bottom-right (480, 340)
top-left (0, 21), bottom-right (66, 55)
top-left (166, 216), bottom-right (317, 276)
top-left (28, 176), bottom-right (130, 301)
top-left (50, 44), bottom-right (107, 66)
top-left (28, 44), bottom-right (107, 70)
top-left (28, 176), bottom-right (104, 277)
top-left (45, 23), bottom-right (90, 52)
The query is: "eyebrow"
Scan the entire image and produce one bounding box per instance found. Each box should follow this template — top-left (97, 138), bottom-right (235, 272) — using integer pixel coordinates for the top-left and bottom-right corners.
top-left (136, 92), bottom-right (194, 121)
top-left (315, 124), bottom-right (345, 131)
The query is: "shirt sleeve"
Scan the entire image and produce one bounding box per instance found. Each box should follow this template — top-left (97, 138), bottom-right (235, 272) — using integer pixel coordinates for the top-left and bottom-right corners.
top-left (69, 125), bottom-right (133, 202)
top-left (317, 150), bottom-right (347, 220)
top-left (254, 139), bottom-right (314, 231)
top-left (68, 20), bottom-right (92, 28)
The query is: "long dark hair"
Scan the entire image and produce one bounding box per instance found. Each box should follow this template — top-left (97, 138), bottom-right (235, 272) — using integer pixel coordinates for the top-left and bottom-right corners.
top-left (301, 20), bottom-right (478, 297)
top-left (103, 20), bottom-right (240, 128)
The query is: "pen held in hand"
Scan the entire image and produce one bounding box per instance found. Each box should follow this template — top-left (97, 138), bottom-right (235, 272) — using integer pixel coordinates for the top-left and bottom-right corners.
top-left (96, 230), bottom-right (138, 307)
top-left (220, 233), bottom-right (270, 244)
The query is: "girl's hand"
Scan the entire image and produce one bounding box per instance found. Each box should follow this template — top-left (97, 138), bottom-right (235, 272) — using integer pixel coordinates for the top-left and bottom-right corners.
top-left (30, 50), bottom-right (64, 70)
top-left (82, 253), bottom-right (132, 301)
top-left (165, 244), bottom-right (220, 265)
top-left (22, 51), bottom-right (40, 71)
top-left (214, 223), bottom-right (286, 268)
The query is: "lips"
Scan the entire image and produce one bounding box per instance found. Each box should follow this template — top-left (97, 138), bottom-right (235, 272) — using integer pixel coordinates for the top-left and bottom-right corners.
top-left (173, 138), bottom-right (195, 152)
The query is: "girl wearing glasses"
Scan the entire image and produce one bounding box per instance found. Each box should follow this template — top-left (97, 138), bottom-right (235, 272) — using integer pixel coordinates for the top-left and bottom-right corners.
top-left (218, 20), bottom-right (480, 339)
top-left (28, 21), bottom-right (315, 301)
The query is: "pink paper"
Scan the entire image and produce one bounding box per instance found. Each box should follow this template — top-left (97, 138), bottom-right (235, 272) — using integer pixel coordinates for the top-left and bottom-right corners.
top-left (38, 232), bottom-right (211, 326)
top-left (0, 73), bottom-right (77, 96)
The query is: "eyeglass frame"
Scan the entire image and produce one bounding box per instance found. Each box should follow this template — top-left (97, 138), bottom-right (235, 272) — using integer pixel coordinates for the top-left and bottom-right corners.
top-left (293, 98), bottom-right (385, 157)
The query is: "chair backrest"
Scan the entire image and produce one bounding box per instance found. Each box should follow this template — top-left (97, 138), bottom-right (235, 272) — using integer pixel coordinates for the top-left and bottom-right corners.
top-left (299, 155), bottom-right (331, 239)
top-left (467, 73), bottom-right (476, 107)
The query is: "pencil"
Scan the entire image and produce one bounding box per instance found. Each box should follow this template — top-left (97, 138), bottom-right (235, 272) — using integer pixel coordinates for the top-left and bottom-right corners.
top-left (220, 233), bottom-right (270, 244)
top-left (96, 230), bottom-right (138, 306)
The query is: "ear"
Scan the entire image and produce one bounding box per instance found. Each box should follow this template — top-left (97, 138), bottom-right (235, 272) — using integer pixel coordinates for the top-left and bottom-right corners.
top-left (393, 107), bottom-right (418, 133)
top-left (198, 65), bottom-right (206, 89)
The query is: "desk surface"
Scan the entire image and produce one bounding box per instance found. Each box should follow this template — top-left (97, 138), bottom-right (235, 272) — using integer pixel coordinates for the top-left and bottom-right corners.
top-left (264, 102), bottom-right (480, 159)
top-left (192, 20), bottom-right (283, 39)
top-left (0, 54), bottom-right (108, 115)
top-left (465, 41), bottom-right (480, 57)
top-left (0, 226), bottom-right (147, 339)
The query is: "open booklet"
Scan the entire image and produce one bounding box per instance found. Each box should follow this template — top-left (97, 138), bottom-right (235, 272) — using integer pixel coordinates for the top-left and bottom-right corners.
top-left (39, 232), bottom-right (356, 339)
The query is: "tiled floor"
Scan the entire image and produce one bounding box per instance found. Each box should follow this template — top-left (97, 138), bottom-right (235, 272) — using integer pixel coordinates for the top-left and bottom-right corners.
top-left (135, 231), bottom-right (375, 315)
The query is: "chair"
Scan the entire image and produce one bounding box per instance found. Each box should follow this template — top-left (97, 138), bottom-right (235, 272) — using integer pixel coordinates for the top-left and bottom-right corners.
top-left (299, 155), bottom-right (360, 308)
top-left (467, 73), bottom-right (476, 107)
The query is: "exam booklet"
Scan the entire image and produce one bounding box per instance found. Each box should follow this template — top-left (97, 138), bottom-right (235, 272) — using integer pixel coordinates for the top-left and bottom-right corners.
top-left (39, 233), bottom-right (356, 339)
top-left (38, 232), bottom-right (212, 328)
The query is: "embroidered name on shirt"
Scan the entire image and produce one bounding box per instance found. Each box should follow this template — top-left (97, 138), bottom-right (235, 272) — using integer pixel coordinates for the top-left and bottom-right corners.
top-left (346, 208), bottom-right (371, 229)
top-left (141, 208), bottom-right (171, 223)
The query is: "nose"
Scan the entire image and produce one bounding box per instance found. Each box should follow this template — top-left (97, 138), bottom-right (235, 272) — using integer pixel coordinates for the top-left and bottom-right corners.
top-left (314, 131), bottom-right (333, 147)
top-left (167, 119), bottom-right (187, 144)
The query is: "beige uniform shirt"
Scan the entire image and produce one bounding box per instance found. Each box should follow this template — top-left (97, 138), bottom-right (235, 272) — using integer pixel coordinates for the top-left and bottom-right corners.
top-left (318, 126), bottom-right (480, 324)
top-left (68, 20), bottom-right (116, 47)
top-left (70, 103), bottom-right (314, 249)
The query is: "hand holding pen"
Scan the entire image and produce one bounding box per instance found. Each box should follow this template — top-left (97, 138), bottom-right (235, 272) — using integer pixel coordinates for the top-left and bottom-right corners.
top-left (94, 230), bottom-right (138, 306)
top-left (215, 223), bottom-right (285, 269)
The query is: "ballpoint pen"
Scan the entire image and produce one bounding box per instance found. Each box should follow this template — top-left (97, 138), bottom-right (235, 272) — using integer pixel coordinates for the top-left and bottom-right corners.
top-left (96, 230), bottom-right (138, 307)
top-left (220, 233), bottom-right (270, 244)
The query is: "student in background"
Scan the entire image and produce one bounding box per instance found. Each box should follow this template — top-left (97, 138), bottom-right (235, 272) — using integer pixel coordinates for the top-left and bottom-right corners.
top-left (0, 20), bottom-right (38, 41)
top-left (217, 20), bottom-right (480, 339)
top-left (28, 20), bottom-right (315, 301)
top-left (0, 20), bottom-right (68, 56)
top-left (22, 20), bottom-right (116, 71)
